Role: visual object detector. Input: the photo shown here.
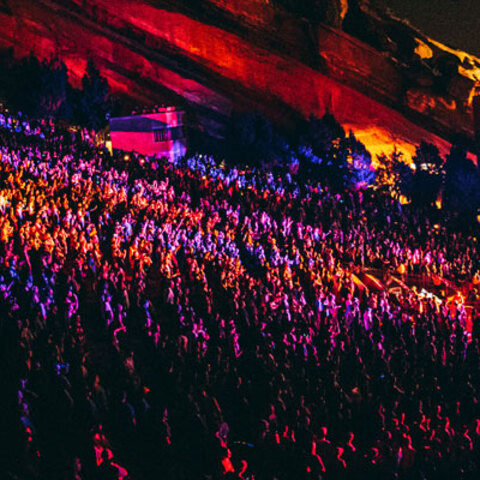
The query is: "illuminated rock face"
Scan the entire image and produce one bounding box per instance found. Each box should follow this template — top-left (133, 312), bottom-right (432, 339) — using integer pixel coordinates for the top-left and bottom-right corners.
top-left (0, 0), bottom-right (475, 158)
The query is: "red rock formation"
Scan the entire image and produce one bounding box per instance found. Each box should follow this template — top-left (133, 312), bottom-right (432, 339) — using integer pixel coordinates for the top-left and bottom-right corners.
top-left (0, 0), bottom-right (475, 159)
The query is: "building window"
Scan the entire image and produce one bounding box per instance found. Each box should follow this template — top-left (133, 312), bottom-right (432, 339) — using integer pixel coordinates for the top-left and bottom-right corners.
top-left (153, 128), bottom-right (171, 142)
top-left (153, 126), bottom-right (184, 143)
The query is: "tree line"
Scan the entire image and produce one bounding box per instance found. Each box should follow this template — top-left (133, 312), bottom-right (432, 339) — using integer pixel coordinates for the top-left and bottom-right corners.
top-left (225, 110), bottom-right (480, 223)
top-left (0, 51), bottom-right (111, 131)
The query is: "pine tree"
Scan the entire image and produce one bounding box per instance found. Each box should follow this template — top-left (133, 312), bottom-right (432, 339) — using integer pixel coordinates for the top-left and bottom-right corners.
top-left (38, 58), bottom-right (68, 117)
top-left (444, 144), bottom-right (480, 215)
top-left (411, 142), bottom-right (444, 207)
top-left (79, 58), bottom-right (110, 131)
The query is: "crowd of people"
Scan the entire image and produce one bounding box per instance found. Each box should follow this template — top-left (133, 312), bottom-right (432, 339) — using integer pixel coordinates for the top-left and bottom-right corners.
top-left (1, 109), bottom-right (480, 480)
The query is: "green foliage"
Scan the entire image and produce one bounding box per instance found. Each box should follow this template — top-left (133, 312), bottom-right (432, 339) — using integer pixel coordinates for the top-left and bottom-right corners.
top-left (78, 58), bottom-right (110, 130)
top-left (375, 149), bottom-right (414, 198)
top-left (225, 111), bottom-right (292, 167)
top-left (376, 142), bottom-right (480, 216)
top-left (394, 158), bottom-right (415, 199)
top-left (411, 169), bottom-right (443, 207)
top-left (297, 124), bottom-right (374, 191)
top-left (8, 54), bottom-right (69, 117)
top-left (39, 58), bottom-right (69, 117)
top-left (413, 141), bottom-right (443, 173)
top-left (299, 113), bottom-right (345, 157)
top-left (296, 113), bottom-right (346, 188)
top-left (339, 131), bottom-right (375, 189)
top-left (3, 54), bottom-right (111, 129)
top-left (410, 141), bottom-right (444, 207)
top-left (444, 144), bottom-right (480, 215)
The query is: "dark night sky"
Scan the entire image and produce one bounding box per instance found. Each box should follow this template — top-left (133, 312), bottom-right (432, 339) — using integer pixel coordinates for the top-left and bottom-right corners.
top-left (372, 0), bottom-right (480, 56)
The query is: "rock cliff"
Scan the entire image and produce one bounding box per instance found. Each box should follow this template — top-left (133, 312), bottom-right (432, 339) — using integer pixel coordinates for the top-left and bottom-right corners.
top-left (0, 0), bottom-right (477, 158)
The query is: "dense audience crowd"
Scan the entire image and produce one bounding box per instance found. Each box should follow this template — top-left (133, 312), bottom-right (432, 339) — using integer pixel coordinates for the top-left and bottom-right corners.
top-left (1, 109), bottom-right (480, 480)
